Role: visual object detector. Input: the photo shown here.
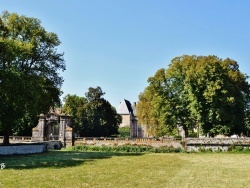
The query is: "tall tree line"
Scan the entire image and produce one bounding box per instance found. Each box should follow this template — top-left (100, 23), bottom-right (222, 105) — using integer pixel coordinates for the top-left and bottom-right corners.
top-left (136, 55), bottom-right (250, 138)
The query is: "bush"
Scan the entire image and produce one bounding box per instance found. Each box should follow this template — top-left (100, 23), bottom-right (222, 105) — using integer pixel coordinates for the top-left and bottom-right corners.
top-left (227, 144), bottom-right (250, 153)
top-left (118, 126), bottom-right (130, 138)
top-left (234, 146), bottom-right (244, 152)
top-left (188, 132), bottom-right (198, 138)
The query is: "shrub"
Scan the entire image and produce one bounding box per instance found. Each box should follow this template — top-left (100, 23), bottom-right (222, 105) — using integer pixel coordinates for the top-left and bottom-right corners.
top-left (70, 145), bottom-right (184, 153)
top-left (234, 146), bottom-right (244, 152)
top-left (118, 126), bottom-right (130, 138)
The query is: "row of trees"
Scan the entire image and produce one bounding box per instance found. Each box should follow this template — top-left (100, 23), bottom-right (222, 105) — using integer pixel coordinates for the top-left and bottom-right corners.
top-left (62, 87), bottom-right (122, 137)
top-left (136, 55), bottom-right (250, 138)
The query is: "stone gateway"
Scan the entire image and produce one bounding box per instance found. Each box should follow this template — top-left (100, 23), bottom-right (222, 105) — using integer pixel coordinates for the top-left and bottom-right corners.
top-left (32, 108), bottom-right (72, 146)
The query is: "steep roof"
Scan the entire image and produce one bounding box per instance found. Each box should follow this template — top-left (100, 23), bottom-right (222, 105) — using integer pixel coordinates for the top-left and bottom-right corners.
top-left (117, 99), bottom-right (134, 116)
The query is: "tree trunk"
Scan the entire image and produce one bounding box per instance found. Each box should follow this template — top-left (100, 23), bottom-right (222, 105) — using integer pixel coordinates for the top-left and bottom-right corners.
top-left (3, 133), bottom-right (10, 145)
top-left (183, 125), bottom-right (188, 138)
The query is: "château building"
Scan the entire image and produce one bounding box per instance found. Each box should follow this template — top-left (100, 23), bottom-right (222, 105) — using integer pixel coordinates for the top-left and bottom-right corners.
top-left (116, 99), bottom-right (146, 138)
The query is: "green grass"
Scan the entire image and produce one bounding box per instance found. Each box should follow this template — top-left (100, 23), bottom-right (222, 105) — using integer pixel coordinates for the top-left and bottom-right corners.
top-left (1, 150), bottom-right (250, 187)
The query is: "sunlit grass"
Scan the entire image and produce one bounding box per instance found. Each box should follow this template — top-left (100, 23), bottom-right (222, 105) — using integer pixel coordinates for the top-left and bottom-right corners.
top-left (1, 151), bottom-right (250, 187)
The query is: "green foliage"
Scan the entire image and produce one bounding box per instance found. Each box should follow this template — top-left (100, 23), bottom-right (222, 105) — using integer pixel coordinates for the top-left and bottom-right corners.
top-left (82, 87), bottom-right (122, 137)
top-left (12, 113), bottom-right (38, 136)
top-left (62, 87), bottom-right (122, 137)
top-left (188, 131), bottom-right (198, 138)
top-left (197, 147), bottom-right (213, 153)
top-left (233, 146), bottom-right (244, 152)
top-left (71, 144), bottom-right (184, 153)
top-left (137, 55), bottom-right (250, 138)
top-left (62, 95), bottom-right (87, 135)
top-left (118, 126), bottom-right (130, 138)
top-left (0, 11), bottom-right (65, 144)
top-left (227, 144), bottom-right (250, 153)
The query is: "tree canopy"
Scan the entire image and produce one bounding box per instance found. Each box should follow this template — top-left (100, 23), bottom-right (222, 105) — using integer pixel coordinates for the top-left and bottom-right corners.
top-left (0, 11), bottom-right (65, 144)
top-left (62, 94), bottom-right (87, 136)
top-left (62, 87), bottom-right (122, 137)
top-left (137, 55), bottom-right (250, 138)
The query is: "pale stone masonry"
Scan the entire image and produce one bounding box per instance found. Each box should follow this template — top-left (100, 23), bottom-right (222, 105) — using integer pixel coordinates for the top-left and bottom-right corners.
top-left (32, 108), bottom-right (72, 146)
top-left (0, 144), bottom-right (47, 155)
top-left (117, 99), bottom-right (146, 138)
top-left (186, 138), bottom-right (250, 152)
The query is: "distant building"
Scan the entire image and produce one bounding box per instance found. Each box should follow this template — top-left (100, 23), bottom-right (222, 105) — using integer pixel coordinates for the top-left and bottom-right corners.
top-left (117, 99), bottom-right (145, 138)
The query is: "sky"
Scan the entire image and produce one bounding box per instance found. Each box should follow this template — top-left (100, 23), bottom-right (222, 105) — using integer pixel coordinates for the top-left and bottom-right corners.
top-left (1, 1), bottom-right (250, 108)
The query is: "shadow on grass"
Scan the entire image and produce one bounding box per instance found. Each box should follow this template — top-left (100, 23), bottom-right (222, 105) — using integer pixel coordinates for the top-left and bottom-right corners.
top-left (0, 150), bottom-right (144, 170)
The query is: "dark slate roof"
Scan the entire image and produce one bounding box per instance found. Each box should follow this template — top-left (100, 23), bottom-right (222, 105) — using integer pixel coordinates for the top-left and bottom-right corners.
top-left (117, 99), bottom-right (134, 116)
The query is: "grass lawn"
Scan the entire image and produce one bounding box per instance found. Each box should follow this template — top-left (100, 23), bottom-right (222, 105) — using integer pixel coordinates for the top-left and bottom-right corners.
top-left (0, 150), bottom-right (250, 188)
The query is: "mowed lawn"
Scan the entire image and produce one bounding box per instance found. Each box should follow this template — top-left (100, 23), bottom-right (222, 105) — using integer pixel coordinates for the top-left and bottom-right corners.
top-left (0, 150), bottom-right (250, 188)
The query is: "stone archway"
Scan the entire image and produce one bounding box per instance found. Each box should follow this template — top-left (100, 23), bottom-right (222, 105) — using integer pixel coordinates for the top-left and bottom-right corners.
top-left (32, 108), bottom-right (73, 146)
top-left (44, 121), bottom-right (60, 141)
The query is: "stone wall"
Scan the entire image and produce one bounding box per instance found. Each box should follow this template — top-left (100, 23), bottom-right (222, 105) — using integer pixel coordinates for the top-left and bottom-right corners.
top-left (186, 138), bottom-right (250, 152)
top-left (0, 143), bottom-right (47, 155)
top-left (74, 137), bottom-right (183, 148)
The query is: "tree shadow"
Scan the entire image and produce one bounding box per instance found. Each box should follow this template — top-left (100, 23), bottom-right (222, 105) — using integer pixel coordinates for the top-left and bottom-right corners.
top-left (0, 150), bottom-right (144, 170)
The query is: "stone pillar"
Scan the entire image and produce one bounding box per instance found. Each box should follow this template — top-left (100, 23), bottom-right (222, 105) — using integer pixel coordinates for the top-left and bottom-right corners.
top-left (32, 114), bottom-right (46, 141)
top-left (59, 114), bottom-right (72, 146)
top-left (59, 116), bottom-right (66, 143)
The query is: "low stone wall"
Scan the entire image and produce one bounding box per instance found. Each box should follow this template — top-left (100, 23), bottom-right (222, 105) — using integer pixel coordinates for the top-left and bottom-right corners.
top-left (0, 143), bottom-right (47, 155)
top-left (186, 138), bottom-right (250, 152)
top-left (0, 136), bottom-right (32, 143)
top-left (74, 137), bottom-right (183, 148)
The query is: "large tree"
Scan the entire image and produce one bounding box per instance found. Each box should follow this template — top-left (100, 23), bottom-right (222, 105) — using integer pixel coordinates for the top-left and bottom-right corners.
top-left (137, 69), bottom-right (179, 137)
top-left (82, 87), bottom-right (122, 137)
top-left (0, 11), bottom-right (65, 144)
top-left (62, 87), bottom-right (122, 137)
top-left (62, 94), bottom-right (87, 136)
top-left (137, 55), bottom-right (250, 138)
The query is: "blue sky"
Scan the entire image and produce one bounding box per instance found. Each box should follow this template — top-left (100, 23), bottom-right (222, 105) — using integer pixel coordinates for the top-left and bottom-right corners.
top-left (2, 1), bottom-right (250, 108)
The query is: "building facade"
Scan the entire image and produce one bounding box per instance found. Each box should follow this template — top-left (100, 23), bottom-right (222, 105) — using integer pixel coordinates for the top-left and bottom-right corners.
top-left (117, 99), bottom-right (145, 138)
